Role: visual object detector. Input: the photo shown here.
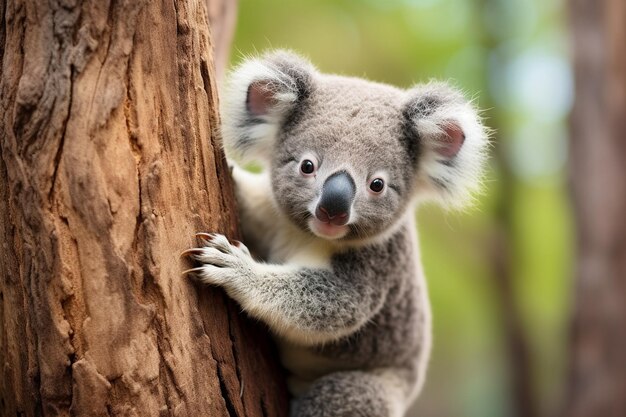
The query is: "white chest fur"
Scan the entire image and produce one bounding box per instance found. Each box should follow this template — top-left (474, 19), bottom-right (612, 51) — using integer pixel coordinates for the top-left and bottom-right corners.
top-left (268, 221), bottom-right (335, 268)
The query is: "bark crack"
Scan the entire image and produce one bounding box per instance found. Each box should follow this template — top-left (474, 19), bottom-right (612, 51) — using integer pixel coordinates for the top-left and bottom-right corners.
top-left (226, 305), bottom-right (245, 410)
top-left (48, 67), bottom-right (74, 203)
top-left (260, 395), bottom-right (270, 417)
top-left (216, 365), bottom-right (237, 417)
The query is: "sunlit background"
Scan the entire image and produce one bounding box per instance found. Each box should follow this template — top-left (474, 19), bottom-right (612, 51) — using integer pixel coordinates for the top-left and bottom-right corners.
top-left (230, 1), bottom-right (572, 416)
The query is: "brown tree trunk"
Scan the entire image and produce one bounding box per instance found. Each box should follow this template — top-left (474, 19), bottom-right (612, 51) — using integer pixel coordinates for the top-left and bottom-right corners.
top-left (564, 0), bottom-right (626, 416)
top-left (205, 0), bottom-right (238, 82)
top-left (0, 0), bottom-right (288, 416)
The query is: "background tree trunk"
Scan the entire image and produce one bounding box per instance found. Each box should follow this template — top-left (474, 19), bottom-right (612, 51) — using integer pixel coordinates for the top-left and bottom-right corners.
top-left (564, 0), bottom-right (626, 416)
top-left (205, 0), bottom-right (238, 82)
top-left (0, 0), bottom-right (288, 416)
top-left (476, 2), bottom-right (538, 414)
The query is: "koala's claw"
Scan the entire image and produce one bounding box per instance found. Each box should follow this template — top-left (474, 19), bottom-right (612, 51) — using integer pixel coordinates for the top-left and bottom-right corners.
top-left (180, 248), bottom-right (204, 258)
top-left (205, 233), bottom-right (235, 253)
top-left (181, 266), bottom-right (206, 276)
top-left (195, 232), bottom-right (215, 242)
top-left (184, 233), bottom-right (253, 286)
top-left (232, 240), bottom-right (251, 257)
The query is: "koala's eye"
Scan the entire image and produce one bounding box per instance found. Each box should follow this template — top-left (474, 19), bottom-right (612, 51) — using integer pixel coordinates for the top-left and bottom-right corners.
top-left (369, 178), bottom-right (385, 193)
top-left (300, 159), bottom-right (316, 176)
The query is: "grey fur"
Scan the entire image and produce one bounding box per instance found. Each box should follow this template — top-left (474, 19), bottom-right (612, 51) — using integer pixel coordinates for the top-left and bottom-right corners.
top-left (291, 371), bottom-right (391, 417)
top-left (188, 50), bottom-right (489, 417)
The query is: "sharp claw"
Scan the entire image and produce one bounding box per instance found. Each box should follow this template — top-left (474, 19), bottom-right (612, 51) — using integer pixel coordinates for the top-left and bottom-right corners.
top-left (182, 267), bottom-right (205, 276)
top-left (180, 248), bottom-right (204, 258)
top-left (195, 232), bottom-right (214, 241)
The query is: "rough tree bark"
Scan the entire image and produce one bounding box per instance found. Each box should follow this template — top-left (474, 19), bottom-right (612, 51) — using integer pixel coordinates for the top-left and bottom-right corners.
top-left (564, 0), bottom-right (626, 416)
top-left (0, 0), bottom-right (288, 416)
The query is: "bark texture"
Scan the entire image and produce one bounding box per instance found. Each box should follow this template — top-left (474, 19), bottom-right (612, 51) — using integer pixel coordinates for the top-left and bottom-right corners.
top-left (0, 0), bottom-right (288, 416)
top-left (564, 0), bottom-right (626, 416)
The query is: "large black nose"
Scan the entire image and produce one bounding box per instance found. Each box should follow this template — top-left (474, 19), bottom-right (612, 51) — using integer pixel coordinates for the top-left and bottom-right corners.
top-left (315, 171), bottom-right (356, 226)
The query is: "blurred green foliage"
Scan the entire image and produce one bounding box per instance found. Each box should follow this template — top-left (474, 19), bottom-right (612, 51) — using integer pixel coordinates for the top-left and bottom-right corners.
top-left (231, 1), bottom-right (572, 416)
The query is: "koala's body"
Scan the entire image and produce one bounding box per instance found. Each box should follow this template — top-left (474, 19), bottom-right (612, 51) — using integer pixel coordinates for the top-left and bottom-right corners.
top-left (186, 51), bottom-right (488, 417)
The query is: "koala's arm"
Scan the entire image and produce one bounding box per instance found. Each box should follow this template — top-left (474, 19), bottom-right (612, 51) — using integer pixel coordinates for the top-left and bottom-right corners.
top-left (230, 164), bottom-right (278, 259)
top-left (186, 234), bottom-right (389, 345)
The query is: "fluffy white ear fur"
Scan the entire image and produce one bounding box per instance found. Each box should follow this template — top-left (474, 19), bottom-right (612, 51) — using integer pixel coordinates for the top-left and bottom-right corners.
top-left (406, 82), bottom-right (490, 208)
top-left (220, 51), bottom-right (316, 164)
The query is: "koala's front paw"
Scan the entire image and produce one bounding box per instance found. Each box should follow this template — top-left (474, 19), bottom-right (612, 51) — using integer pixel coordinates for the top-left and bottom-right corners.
top-left (182, 233), bottom-right (253, 287)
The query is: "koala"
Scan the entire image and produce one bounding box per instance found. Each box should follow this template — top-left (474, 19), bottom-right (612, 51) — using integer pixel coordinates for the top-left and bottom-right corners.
top-left (183, 50), bottom-right (488, 417)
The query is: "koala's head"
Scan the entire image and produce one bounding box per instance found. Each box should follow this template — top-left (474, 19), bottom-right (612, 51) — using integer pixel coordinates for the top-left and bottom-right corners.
top-left (222, 51), bottom-right (488, 242)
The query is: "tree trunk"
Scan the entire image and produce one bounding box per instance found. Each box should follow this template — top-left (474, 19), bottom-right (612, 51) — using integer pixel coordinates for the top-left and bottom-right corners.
top-left (0, 1), bottom-right (288, 416)
top-left (564, 1), bottom-right (626, 416)
top-left (205, 0), bottom-right (238, 82)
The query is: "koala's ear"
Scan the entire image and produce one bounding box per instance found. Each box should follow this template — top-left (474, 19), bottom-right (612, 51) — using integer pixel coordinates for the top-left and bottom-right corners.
top-left (221, 50), bottom-right (316, 163)
top-left (404, 82), bottom-right (489, 207)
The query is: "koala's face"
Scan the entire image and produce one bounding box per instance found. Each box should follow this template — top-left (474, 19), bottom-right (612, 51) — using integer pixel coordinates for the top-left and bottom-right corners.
top-left (270, 78), bottom-right (416, 241)
top-left (222, 51), bottom-right (488, 242)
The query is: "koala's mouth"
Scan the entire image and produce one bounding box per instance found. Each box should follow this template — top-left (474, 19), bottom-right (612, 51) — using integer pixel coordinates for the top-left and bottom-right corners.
top-left (308, 217), bottom-right (349, 240)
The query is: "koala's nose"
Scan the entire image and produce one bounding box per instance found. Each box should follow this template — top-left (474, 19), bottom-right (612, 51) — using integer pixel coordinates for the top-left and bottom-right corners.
top-left (315, 171), bottom-right (355, 226)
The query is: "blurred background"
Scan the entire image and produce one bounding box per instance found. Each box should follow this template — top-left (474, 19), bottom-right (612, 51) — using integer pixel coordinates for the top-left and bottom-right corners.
top-left (227, 1), bottom-right (623, 416)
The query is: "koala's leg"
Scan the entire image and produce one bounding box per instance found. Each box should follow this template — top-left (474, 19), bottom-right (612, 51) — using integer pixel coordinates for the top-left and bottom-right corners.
top-left (291, 369), bottom-right (414, 417)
